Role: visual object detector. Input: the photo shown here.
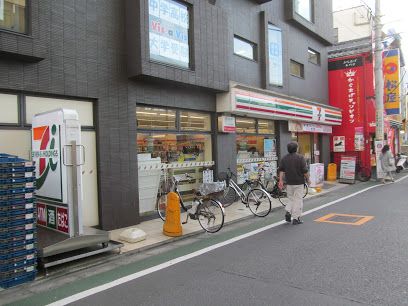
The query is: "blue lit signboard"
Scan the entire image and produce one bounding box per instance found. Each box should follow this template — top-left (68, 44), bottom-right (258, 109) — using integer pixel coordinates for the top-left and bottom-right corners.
top-left (268, 24), bottom-right (283, 86)
top-left (149, 0), bottom-right (190, 68)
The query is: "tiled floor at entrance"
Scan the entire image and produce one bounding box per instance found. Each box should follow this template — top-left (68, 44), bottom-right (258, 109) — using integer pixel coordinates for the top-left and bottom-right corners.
top-left (109, 181), bottom-right (346, 254)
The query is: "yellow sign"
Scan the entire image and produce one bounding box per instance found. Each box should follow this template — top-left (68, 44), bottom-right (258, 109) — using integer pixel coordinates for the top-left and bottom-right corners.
top-left (383, 49), bottom-right (400, 115)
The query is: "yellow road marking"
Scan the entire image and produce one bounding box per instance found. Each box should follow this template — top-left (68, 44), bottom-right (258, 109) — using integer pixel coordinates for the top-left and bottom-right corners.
top-left (315, 213), bottom-right (374, 226)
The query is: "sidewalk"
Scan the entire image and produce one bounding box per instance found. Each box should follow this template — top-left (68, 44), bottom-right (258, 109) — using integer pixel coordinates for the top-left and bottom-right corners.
top-left (109, 180), bottom-right (347, 254)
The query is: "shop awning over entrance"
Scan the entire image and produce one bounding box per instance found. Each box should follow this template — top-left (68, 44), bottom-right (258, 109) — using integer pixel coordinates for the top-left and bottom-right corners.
top-left (217, 83), bottom-right (342, 126)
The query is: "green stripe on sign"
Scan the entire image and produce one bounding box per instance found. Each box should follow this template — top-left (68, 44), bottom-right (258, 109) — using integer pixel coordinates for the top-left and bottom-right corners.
top-left (235, 97), bottom-right (313, 116)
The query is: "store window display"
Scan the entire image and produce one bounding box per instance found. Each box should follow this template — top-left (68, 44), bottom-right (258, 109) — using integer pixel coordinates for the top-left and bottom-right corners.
top-left (235, 117), bottom-right (277, 183)
top-left (136, 106), bottom-right (213, 201)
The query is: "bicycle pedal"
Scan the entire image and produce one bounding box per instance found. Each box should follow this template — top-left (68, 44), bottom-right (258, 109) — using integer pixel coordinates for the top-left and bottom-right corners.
top-left (189, 213), bottom-right (197, 220)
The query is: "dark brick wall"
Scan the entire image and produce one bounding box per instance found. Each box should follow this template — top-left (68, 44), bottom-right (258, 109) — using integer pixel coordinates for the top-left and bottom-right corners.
top-left (126, 0), bottom-right (230, 92)
top-left (0, 0), bottom-right (334, 230)
top-left (220, 0), bottom-right (331, 105)
top-left (0, 0), bottom-right (138, 231)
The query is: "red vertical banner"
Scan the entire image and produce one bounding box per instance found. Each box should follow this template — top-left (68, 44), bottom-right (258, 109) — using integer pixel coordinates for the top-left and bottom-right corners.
top-left (329, 55), bottom-right (365, 151)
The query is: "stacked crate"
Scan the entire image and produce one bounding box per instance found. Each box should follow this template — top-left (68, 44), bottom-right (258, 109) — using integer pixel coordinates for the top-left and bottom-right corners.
top-left (0, 154), bottom-right (36, 289)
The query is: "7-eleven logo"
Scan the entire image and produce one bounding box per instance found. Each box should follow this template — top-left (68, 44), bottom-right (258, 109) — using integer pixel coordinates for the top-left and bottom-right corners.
top-left (32, 125), bottom-right (59, 189)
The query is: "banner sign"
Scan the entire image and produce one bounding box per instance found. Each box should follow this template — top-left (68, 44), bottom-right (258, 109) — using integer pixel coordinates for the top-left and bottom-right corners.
top-left (340, 156), bottom-right (356, 182)
top-left (309, 163), bottom-right (324, 187)
top-left (289, 121), bottom-right (332, 134)
top-left (149, 0), bottom-right (190, 68)
top-left (37, 202), bottom-right (69, 234)
top-left (375, 140), bottom-right (385, 179)
top-left (333, 136), bottom-right (345, 152)
top-left (218, 116), bottom-right (236, 133)
top-left (354, 127), bottom-right (364, 151)
top-left (32, 123), bottom-right (63, 202)
top-left (268, 24), bottom-right (283, 86)
top-left (383, 49), bottom-right (400, 115)
top-left (329, 56), bottom-right (363, 127)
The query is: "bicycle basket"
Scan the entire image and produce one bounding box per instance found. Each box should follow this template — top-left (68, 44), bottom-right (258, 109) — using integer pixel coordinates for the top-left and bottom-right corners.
top-left (198, 181), bottom-right (226, 197)
top-left (218, 172), bottom-right (230, 186)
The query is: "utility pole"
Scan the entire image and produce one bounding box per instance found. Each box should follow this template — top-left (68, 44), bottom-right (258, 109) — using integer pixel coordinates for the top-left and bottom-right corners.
top-left (374, 0), bottom-right (384, 141)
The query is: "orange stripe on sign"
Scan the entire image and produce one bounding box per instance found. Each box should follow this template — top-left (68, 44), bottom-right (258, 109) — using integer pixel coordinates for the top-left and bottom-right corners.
top-left (33, 126), bottom-right (47, 141)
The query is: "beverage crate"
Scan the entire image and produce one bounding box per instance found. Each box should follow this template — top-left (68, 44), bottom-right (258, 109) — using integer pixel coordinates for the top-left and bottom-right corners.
top-left (0, 271), bottom-right (36, 289)
top-left (0, 193), bottom-right (34, 204)
top-left (0, 171), bottom-right (35, 179)
top-left (0, 231), bottom-right (36, 245)
top-left (0, 181), bottom-right (35, 190)
top-left (0, 217), bottom-right (36, 228)
top-left (0, 223), bottom-right (35, 238)
top-left (0, 259), bottom-right (36, 273)
top-left (0, 245), bottom-right (36, 260)
top-left (0, 237), bottom-right (36, 249)
top-left (0, 187), bottom-right (36, 196)
top-left (0, 160), bottom-right (33, 169)
top-left (0, 228), bottom-right (36, 240)
top-left (0, 208), bottom-right (35, 218)
top-left (0, 200), bottom-right (35, 212)
top-left (0, 177), bottom-right (36, 185)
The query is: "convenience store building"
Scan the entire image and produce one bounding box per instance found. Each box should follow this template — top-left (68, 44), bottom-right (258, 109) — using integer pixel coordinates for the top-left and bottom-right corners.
top-left (0, 0), bottom-right (340, 230)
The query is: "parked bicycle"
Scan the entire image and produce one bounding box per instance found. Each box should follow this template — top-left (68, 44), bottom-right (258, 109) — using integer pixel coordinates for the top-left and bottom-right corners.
top-left (219, 168), bottom-right (271, 217)
top-left (156, 173), bottom-right (225, 233)
top-left (241, 166), bottom-right (308, 207)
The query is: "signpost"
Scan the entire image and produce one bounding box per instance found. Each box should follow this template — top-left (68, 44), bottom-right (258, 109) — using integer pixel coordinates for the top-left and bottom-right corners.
top-left (32, 109), bottom-right (83, 237)
top-left (339, 156), bottom-right (356, 184)
top-left (309, 163), bottom-right (324, 187)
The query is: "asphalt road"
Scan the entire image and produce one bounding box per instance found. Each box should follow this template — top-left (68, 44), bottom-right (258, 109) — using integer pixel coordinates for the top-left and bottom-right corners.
top-left (69, 177), bottom-right (408, 306)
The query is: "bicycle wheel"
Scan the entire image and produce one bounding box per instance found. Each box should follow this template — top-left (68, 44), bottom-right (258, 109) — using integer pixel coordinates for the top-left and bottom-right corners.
top-left (157, 193), bottom-right (168, 221)
top-left (197, 199), bottom-right (225, 233)
top-left (246, 188), bottom-right (271, 217)
top-left (221, 186), bottom-right (239, 207)
top-left (278, 185), bottom-right (289, 207)
top-left (303, 183), bottom-right (308, 198)
top-left (357, 166), bottom-right (371, 182)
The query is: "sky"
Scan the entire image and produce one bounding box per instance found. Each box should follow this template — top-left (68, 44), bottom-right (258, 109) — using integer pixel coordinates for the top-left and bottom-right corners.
top-left (333, 0), bottom-right (408, 58)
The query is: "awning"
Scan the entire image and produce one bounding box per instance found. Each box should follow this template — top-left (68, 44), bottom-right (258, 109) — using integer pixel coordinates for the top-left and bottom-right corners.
top-left (217, 83), bottom-right (342, 126)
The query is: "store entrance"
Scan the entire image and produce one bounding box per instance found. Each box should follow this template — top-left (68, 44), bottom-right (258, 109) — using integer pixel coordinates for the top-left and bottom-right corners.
top-left (292, 133), bottom-right (320, 166)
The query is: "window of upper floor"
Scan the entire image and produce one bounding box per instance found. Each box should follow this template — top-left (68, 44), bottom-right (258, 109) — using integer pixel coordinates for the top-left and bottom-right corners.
top-left (0, 0), bottom-right (28, 34)
top-left (233, 36), bottom-right (257, 61)
top-left (148, 0), bottom-right (191, 69)
top-left (268, 24), bottom-right (283, 86)
top-left (308, 48), bottom-right (320, 65)
top-left (294, 0), bottom-right (314, 23)
top-left (290, 59), bottom-right (304, 78)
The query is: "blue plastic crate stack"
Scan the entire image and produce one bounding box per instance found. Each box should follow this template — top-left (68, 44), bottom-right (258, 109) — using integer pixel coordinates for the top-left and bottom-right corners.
top-left (0, 153), bottom-right (37, 289)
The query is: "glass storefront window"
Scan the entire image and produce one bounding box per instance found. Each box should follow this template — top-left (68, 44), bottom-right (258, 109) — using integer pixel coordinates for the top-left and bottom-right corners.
top-left (235, 117), bottom-right (256, 133)
top-left (0, 0), bottom-right (27, 34)
top-left (258, 119), bottom-right (275, 134)
top-left (180, 111), bottom-right (211, 132)
top-left (137, 133), bottom-right (212, 163)
top-left (136, 107), bottom-right (176, 130)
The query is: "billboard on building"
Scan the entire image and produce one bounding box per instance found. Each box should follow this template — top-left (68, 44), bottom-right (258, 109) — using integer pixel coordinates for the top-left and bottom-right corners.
top-left (383, 49), bottom-right (400, 115)
top-left (329, 56), bottom-right (365, 151)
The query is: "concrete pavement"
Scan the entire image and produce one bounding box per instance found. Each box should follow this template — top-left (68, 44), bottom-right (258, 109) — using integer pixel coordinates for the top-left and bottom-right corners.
top-left (1, 175), bottom-right (407, 305)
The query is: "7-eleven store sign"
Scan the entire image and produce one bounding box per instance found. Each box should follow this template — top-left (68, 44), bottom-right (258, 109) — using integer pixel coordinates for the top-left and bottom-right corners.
top-left (32, 109), bottom-right (83, 236)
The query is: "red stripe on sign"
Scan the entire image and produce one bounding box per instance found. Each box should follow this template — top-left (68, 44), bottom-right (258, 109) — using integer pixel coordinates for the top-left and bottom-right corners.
top-left (236, 104), bottom-right (312, 119)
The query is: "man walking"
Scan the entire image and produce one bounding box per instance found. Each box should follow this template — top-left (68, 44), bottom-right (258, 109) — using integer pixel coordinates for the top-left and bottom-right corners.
top-left (278, 142), bottom-right (310, 225)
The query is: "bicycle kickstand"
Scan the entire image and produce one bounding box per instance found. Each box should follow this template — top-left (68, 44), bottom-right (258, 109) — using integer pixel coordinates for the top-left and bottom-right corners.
top-left (182, 214), bottom-right (189, 225)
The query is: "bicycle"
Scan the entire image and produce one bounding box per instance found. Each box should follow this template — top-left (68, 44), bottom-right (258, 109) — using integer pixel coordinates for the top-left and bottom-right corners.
top-left (156, 173), bottom-right (225, 233)
top-left (355, 162), bottom-right (371, 182)
top-left (241, 166), bottom-right (308, 207)
top-left (219, 168), bottom-right (271, 217)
